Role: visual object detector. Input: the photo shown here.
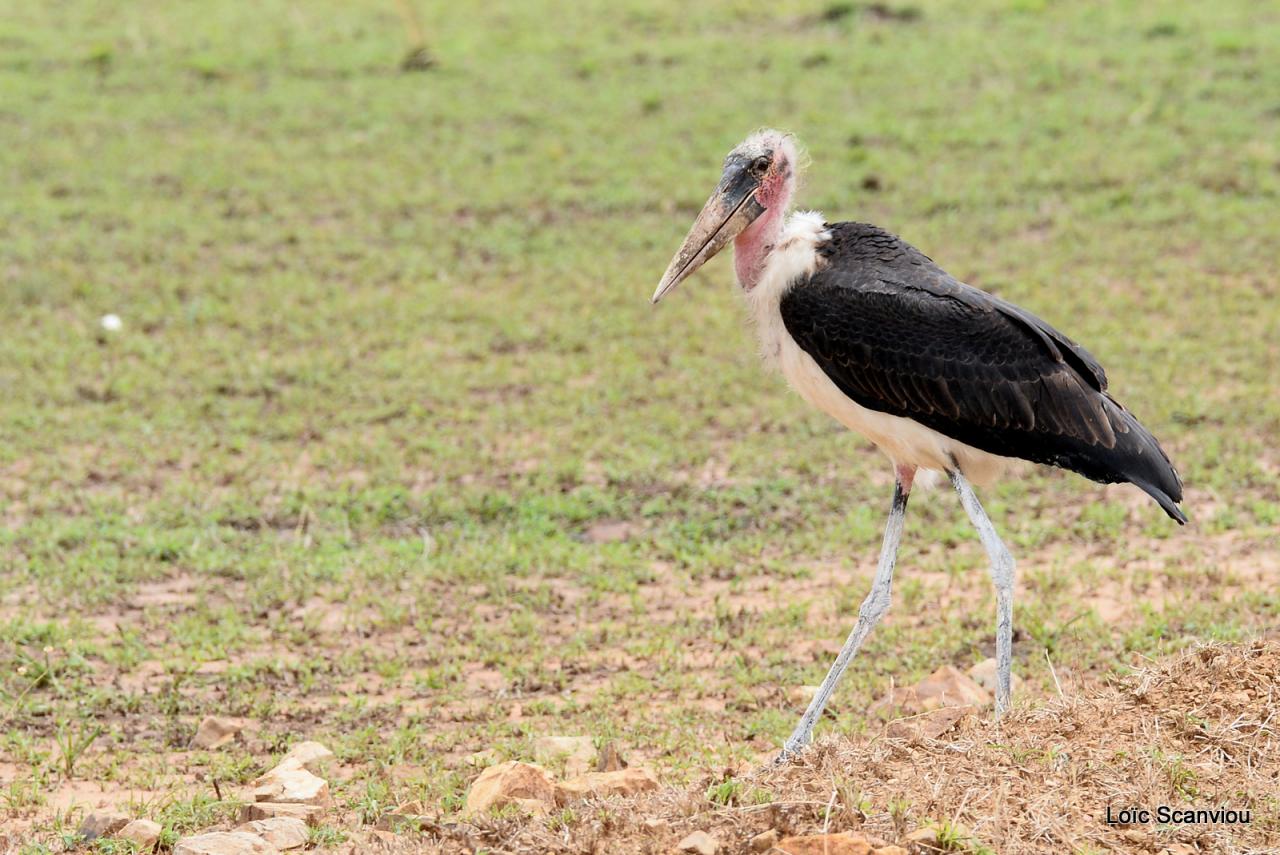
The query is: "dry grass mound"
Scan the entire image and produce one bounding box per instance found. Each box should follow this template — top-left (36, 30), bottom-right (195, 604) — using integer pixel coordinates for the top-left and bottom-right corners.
top-left (433, 640), bottom-right (1279, 854)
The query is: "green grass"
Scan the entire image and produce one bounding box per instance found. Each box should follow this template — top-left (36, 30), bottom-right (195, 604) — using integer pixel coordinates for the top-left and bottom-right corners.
top-left (1, 0), bottom-right (1278, 844)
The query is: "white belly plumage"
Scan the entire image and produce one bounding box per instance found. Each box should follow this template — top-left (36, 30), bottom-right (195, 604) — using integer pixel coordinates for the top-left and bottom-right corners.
top-left (742, 211), bottom-right (1009, 484)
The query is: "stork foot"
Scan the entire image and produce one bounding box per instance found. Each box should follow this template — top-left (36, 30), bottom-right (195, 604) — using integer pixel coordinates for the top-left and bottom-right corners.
top-left (762, 736), bottom-right (809, 770)
top-left (776, 732), bottom-right (811, 764)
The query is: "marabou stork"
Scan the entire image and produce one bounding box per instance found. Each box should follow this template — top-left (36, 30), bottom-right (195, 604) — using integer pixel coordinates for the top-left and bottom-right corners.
top-left (651, 129), bottom-right (1186, 760)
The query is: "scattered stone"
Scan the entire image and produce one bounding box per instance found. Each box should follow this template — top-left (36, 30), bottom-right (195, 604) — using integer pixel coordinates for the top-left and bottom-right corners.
top-left (555, 767), bottom-right (659, 805)
top-left (749, 828), bottom-right (779, 851)
top-left (677, 830), bottom-right (719, 855)
top-left (869, 665), bottom-right (991, 720)
top-left (642, 818), bottom-right (668, 832)
top-left (463, 761), bottom-right (557, 817)
top-left (775, 833), bottom-right (909, 855)
top-left (236, 816), bottom-right (308, 850)
top-left (595, 740), bottom-right (627, 772)
top-left (884, 705), bottom-right (974, 741)
top-left (239, 802), bottom-right (324, 825)
top-left (118, 819), bottom-right (162, 850)
top-left (173, 831), bottom-right (275, 855)
top-left (533, 735), bottom-right (596, 776)
top-left (966, 657), bottom-right (1022, 696)
top-left (252, 766), bottom-right (330, 806)
top-left (191, 715), bottom-right (243, 750)
top-left (79, 810), bottom-right (130, 840)
top-left (915, 665), bottom-right (991, 709)
top-left (867, 685), bottom-right (917, 720)
top-left (274, 740), bottom-right (334, 773)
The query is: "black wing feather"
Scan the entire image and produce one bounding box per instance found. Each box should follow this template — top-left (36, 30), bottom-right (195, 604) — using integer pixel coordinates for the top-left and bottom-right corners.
top-left (779, 222), bottom-right (1186, 523)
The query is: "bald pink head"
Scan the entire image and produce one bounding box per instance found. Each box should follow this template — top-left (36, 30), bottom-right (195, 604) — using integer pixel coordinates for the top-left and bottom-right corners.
top-left (651, 129), bottom-right (803, 303)
top-left (731, 130), bottom-right (799, 289)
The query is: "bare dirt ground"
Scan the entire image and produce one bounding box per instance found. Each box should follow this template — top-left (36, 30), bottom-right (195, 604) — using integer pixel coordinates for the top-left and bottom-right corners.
top-left (434, 641), bottom-right (1280, 854)
top-left (5, 537), bottom-right (1277, 851)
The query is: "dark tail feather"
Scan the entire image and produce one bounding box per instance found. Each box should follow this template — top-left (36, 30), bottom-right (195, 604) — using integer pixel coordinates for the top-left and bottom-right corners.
top-left (1106, 399), bottom-right (1187, 524)
top-left (1131, 477), bottom-right (1188, 524)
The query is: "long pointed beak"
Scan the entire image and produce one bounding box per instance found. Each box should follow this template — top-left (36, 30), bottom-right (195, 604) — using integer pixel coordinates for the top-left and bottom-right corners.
top-left (652, 170), bottom-right (765, 304)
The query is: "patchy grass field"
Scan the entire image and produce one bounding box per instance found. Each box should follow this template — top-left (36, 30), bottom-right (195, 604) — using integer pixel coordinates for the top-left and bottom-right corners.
top-left (1, 0), bottom-right (1278, 851)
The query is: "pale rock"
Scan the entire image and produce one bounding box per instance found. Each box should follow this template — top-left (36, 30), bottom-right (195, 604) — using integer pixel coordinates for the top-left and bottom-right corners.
top-left (118, 819), bottom-right (162, 849)
top-left (79, 810), bottom-right (130, 840)
top-left (555, 767), bottom-right (659, 805)
top-left (533, 735), bottom-right (595, 776)
top-left (236, 817), bottom-right (307, 849)
top-left (274, 740), bottom-right (334, 774)
top-left (172, 831), bottom-right (275, 855)
top-left (966, 657), bottom-right (1022, 696)
top-left (884, 705), bottom-right (973, 741)
top-left (749, 828), bottom-right (779, 851)
top-left (914, 665), bottom-right (991, 709)
top-left (677, 830), bottom-right (719, 855)
top-left (463, 761), bottom-right (556, 817)
top-left (191, 715), bottom-right (243, 750)
top-left (867, 685), bottom-right (918, 720)
top-left (252, 766), bottom-right (330, 806)
top-left (238, 802), bottom-right (323, 825)
top-left (869, 665), bottom-right (990, 720)
top-left (775, 833), bottom-right (880, 855)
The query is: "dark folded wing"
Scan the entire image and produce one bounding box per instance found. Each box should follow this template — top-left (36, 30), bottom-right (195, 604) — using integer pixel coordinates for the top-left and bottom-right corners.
top-left (779, 225), bottom-right (1184, 521)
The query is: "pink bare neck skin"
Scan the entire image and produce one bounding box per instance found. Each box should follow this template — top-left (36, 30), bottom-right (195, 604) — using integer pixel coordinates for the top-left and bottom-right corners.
top-left (734, 150), bottom-right (796, 290)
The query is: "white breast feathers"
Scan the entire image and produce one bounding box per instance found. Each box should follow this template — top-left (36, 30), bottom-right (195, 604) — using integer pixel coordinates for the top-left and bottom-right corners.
top-left (741, 210), bottom-right (1009, 483)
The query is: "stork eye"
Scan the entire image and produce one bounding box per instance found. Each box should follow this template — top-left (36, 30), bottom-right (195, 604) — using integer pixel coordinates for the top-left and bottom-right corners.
top-left (750, 155), bottom-right (770, 178)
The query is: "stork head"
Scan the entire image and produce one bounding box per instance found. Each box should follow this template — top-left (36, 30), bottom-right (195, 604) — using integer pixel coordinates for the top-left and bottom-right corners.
top-left (652, 129), bottom-right (799, 303)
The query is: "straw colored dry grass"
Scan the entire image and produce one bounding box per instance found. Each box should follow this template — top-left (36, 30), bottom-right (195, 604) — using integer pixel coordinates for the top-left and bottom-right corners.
top-left (436, 640), bottom-right (1279, 854)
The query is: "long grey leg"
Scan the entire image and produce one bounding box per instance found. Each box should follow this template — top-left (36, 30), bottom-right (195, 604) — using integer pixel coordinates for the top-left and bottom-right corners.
top-left (949, 470), bottom-right (1016, 715)
top-left (778, 466), bottom-right (915, 760)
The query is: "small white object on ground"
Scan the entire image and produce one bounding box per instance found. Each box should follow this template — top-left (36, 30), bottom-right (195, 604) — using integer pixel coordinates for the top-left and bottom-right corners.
top-left (100, 314), bottom-right (123, 332)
